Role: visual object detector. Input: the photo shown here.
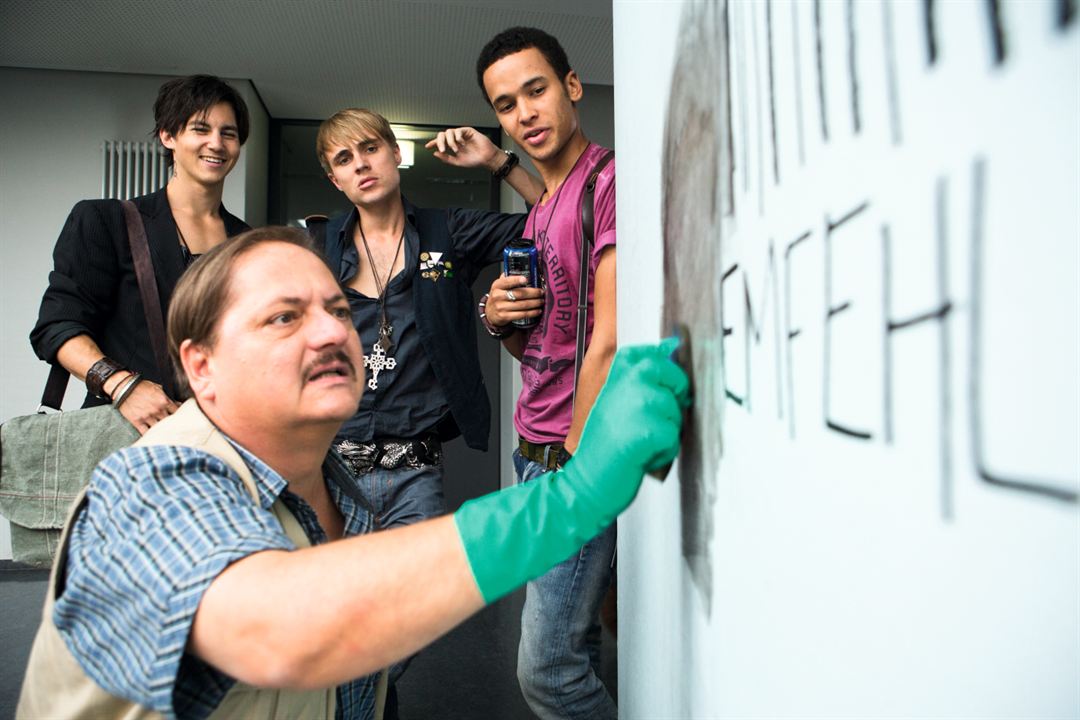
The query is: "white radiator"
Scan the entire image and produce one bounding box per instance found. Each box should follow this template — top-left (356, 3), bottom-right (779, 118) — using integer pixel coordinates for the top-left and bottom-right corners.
top-left (101, 141), bottom-right (169, 200)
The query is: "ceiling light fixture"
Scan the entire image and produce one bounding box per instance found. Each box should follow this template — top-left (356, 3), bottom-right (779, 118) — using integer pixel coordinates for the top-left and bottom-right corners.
top-left (397, 139), bottom-right (415, 169)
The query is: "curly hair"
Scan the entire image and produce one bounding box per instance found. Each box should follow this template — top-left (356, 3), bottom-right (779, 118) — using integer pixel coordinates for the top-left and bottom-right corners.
top-left (476, 27), bottom-right (572, 104)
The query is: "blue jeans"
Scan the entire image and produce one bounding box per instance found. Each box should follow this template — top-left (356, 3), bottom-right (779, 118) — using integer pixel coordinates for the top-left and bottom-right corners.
top-left (353, 462), bottom-right (444, 691)
top-left (356, 463), bottom-right (445, 530)
top-left (513, 449), bottom-right (618, 720)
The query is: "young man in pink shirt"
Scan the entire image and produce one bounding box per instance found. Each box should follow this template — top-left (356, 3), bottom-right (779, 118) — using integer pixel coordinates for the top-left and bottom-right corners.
top-left (432, 25), bottom-right (618, 719)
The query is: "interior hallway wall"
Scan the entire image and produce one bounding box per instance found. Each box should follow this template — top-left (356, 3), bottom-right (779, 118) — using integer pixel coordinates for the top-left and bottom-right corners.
top-left (613, 1), bottom-right (1078, 717)
top-left (0, 67), bottom-right (268, 559)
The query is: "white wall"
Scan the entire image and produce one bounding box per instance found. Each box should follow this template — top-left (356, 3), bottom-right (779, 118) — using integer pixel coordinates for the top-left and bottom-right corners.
top-left (615, 0), bottom-right (1078, 717)
top-left (0, 67), bottom-right (267, 560)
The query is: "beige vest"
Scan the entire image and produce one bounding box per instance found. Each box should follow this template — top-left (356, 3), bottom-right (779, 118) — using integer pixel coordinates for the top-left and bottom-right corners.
top-left (16, 399), bottom-right (337, 720)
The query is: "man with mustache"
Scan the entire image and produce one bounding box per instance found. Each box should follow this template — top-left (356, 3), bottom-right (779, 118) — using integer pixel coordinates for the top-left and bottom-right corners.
top-left (17, 227), bottom-right (688, 720)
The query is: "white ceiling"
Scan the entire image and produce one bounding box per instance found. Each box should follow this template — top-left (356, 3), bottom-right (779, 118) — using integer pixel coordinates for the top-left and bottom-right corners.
top-left (0, 0), bottom-right (614, 126)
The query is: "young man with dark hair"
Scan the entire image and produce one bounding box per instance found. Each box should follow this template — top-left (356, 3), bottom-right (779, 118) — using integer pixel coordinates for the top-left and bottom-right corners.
top-left (453, 24), bottom-right (620, 720)
top-left (17, 228), bottom-right (687, 720)
top-left (31, 74), bottom-right (251, 433)
top-left (153, 74), bottom-right (251, 159)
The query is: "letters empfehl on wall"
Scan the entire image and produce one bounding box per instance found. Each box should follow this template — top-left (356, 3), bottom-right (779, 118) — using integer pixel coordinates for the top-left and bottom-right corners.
top-left (617, 0), bottom-right (1078, 716)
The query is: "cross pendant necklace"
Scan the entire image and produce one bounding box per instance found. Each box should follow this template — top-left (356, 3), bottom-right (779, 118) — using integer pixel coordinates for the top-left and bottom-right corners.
top-left (358, 217), bottom-right (405, 390)
top-left (364, 342), bottom-right (397, 391)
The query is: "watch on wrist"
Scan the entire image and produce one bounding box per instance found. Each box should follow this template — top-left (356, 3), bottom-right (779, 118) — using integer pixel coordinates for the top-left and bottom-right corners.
top-left (492, 150), bottom-right (519, 181)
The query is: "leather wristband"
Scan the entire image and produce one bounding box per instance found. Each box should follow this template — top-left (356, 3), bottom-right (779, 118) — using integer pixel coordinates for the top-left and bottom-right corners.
top-left (492, 150), bottom-right (519, 180)
top-left (85, 357), bottom-right (125, 400)
top-left (478, 293), bottom-right (513, 339)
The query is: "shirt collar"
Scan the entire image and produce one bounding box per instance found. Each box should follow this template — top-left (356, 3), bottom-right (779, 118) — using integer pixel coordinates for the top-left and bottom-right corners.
top-left (337, 195), bottom-right (417, 240)
top-left (222, 436), bottom-right (374, 539)
top-left (220, 436), bottom-right (288, 509)
top-left (337, 194), bottom-right (418, 285)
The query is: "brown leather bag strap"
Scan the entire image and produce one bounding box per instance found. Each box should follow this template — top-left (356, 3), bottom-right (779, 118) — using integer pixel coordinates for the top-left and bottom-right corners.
top-left (572, 150), bottom-right (615, 410)
top-left (121, 200), bottom-right (174, 399)
top-left (38, 202), bottom-right (173, 409)
top-left (39, 362), bottom-right (71, 411)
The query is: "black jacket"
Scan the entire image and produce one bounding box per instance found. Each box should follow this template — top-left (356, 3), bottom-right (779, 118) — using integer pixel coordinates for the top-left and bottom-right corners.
top-left (323, 201), bottom-right (524, 450)
top-left (30, 187), bottom-right (249, 406)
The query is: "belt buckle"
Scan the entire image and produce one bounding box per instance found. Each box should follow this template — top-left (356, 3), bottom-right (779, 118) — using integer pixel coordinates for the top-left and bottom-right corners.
top-left (336, 440), bottom-right (377, 475)
top-left (380, 441), bottom-right (409, 470)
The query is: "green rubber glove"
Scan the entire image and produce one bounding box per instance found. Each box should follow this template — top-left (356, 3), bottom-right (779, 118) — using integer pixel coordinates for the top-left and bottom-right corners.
top-left (454, 338), bottom-right (690, 603)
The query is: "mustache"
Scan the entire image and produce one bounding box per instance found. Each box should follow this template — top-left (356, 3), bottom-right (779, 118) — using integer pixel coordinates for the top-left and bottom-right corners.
top-left (303, 350), bottom-right (357, 381)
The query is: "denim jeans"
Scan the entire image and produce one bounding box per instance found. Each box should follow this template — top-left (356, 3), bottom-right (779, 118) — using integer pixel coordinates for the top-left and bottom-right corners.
top-left (352, 462), bottom-right (445, 692)
top-left (356, 463), bottom-right (445, 530)
top-left (513, 449), bottom-right (618, 720)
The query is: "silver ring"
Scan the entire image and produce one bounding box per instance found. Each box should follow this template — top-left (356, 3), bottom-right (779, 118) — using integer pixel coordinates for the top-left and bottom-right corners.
top-left (506, 290), bottom-right (517, 302)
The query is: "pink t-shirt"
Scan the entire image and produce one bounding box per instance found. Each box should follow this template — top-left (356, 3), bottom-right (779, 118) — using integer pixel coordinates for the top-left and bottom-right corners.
top-left (514, 143), bottom-right (616, 444)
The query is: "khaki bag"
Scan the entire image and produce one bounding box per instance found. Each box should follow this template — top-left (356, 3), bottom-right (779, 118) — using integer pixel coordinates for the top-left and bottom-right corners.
top-left (1, 199), bottom-right (163, 566)
top-left (0, 404), bottom-right (138, 566)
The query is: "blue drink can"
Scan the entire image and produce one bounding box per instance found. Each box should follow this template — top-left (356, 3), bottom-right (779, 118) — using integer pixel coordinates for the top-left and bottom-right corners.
top-left (503, 238), bottom-right (541, 329)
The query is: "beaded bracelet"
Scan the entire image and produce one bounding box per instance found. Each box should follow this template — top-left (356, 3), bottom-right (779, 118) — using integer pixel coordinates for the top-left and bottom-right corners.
top-left (478, 293), bottom-right (513, 339)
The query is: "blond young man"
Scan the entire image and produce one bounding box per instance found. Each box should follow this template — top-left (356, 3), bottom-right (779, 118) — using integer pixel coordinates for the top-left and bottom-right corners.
top-left (315, 109), bottom-right (538, 530)
top-left (315, 109), bottom-right (542, 713)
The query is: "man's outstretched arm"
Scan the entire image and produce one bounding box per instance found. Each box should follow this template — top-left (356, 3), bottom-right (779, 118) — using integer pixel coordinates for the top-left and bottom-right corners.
top-left (190, 340), bottom-right (689, 689)
top-left (191, 514), bottom-right (481, 689)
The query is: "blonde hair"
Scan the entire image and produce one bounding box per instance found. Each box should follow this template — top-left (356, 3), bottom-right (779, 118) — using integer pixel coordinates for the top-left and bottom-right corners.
top-left (167, 226), bottom-right (317, 398)
top-left (316, 108), bottom-right (397, 172)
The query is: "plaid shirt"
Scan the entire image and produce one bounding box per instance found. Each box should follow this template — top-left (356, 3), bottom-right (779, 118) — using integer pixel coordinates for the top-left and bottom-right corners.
top-left (53, 439), bottom-right (378, 720)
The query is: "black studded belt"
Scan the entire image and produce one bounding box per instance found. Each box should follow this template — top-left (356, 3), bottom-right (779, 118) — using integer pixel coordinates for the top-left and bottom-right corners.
top-left (335, 434), bottom-right (442, 475)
